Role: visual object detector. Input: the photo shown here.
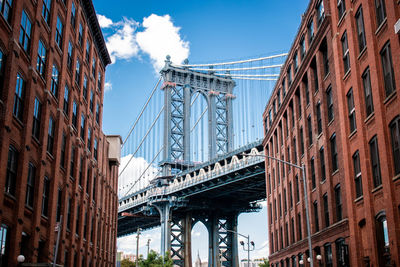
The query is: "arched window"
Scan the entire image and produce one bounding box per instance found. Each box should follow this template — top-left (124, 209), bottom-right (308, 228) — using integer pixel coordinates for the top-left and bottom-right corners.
top-left (335, 238), bottom-right (349, 266)
top-left (389, 116), bottom-right (400, 175)
top-left (376, 211), bottom-right (391, 266)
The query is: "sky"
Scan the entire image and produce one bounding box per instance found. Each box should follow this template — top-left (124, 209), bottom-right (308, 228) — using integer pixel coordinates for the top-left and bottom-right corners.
top-left (92, 0), bottom-right (310, 262)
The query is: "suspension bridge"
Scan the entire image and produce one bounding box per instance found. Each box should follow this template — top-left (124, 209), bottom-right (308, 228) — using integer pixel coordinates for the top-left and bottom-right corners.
top-left (117, 53), bottom-right (287, 267)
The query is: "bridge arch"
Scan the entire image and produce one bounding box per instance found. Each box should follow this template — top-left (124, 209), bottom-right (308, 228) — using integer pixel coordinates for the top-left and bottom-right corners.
top-left (191, 220), bottom-right (210, 267)
top-left (190, 89), bottom-right (209, 163)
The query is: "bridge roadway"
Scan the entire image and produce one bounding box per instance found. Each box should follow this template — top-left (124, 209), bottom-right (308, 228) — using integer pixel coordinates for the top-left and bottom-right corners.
top-left (117, 140), bottom-right (266, 267)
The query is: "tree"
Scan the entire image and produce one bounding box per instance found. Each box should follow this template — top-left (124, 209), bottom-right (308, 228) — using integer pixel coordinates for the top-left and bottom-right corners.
top-left (258, 258), bottom-right (269, 267)
top-left (139, 250), bottom-right (173, 267)
top-left (121, 258), bottom-right (135, 267)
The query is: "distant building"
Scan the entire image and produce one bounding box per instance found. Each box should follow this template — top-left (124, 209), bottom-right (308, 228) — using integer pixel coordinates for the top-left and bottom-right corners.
top-left (240, 259), bottom-right (264, 267)
top-left (263, 0), bottom-right (400, 266)
top-left (194, 251), bottom-right (208, 267)
top-left (0, 0), bottom-right (120, 266)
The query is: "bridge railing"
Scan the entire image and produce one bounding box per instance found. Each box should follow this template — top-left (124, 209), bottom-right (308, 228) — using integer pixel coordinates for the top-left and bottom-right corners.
top-left (118, 150), bottom-right (265, 212)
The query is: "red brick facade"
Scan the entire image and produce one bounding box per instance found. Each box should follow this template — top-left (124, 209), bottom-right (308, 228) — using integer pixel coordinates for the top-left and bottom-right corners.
top-left (0, 0), bottom-right (119, 266)
top-left (263, 0), bottom-right (400, 266)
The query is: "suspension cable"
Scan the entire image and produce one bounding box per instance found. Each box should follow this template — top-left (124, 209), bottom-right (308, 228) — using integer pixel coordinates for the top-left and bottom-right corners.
top-left (215, 73), bottom-right (279, 77)
top-left (191, 107), bottom-right (208, 132)
top-left (172, 53), bottom-right (288, 67)
top-left (188, 64), bottom-right (283, 72)
top-left (122, 77), bottom-right (162, 146)
top-left (231, 77), bottom-right (278, 81)
top-left (122, 145), bottom-right (164, 198)
top-left (119, 106), bottom-right (165, 178)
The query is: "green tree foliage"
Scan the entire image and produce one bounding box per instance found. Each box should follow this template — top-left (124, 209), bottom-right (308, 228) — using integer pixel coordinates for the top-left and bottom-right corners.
top-left (258, 258), bottom-right (269, 267)
top-left (139, 250), bottom-right (173, 267)
top-left (121, 258), bottom-right (135, 267)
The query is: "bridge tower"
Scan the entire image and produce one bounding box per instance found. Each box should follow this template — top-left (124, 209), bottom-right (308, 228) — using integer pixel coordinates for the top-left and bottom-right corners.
top-left (155, 56), bottom-right (238, 267)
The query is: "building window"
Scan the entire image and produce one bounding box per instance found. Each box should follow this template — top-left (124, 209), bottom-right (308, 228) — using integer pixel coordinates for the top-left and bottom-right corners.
top-left (296, 89), bottom-right (301, 119)
top-left (317, 0), bottom-right (325, 26)
top-left (300, 127), bottom-right (304, 155)
top-left (334, 184), bottom-right (342, 221)
top-left (56, 188), bottom-right (62, 222)
top-left (278, 193), bottom-right (282, 217)
top-left (330, 134), bottom-right (338, 172)
top-left (94, 138), bottom-right (98, 160)
top-left (323, 193), bottom-right (329, 227)
top-left (78, 23), bottom-right (83, 46)
top-left (300, 35), bottom-right (305, 60)
top-left (297, 212), bottom-right (302, 240)
top-left (369, 136), bottom-right (382, 187)
top-left (86, 40), bottom-right (90, 62)
top-left (19, 10), bottom-right (32, 52)
top-left (311, 58), bottom-right (318, 92)
top-left (47, 116), bottom-right (55, 154)
top-left (335, 239), bottom-right (349, 266)
top-left (293, 137), bottom-right (297, 164)
top-left (75, 59), bottom-right (81, 85)
top-left (70, 1), bottom-right (76, 29)
top-left (42, 0), bottom-right (51, 25)
top-left (316, 102), bottom-right (322, 135)
top-left (76, 204), bottom-right (80, 235)
top-left (55, 16), bottom-right (63, 49)
top-left (293, 52), bottom-right (298, 73)
top-left (376, 213), bottom-right (390, 266)
top-left (283, 188), bottom-right (287, 213)
top-left (25, 163), bottom-right (36, 208)
top-left (282, 78), bottom-right (286, 97)
top-left (289, 181), bottom-right (293, 208)
top-left (327, 86), bottom-right (334, 122)
top-left (0, 0), bottom-right (12, 23)
top-left (98, 72), bottom-right (102, 92)
top-left (13, 73), bottom-right (25, 121)
top-left (95, 103), bottom-right (100, 123)
top-left (287, 65), bottom-right (292, 87)
top-left (80, 114), bottom-right (85, 140)
top-left (320, 146), bottom-right (326, 181)
top-left (341, 31), bottom-right (350, 74)
top-left (70, 146), bottom-right (75, 178)
top-left (92, 57), bottom-right (96, 77)
top-left (32, 97), bottom-right (41, 140)
top-left (5, 146), bottom-right (18, 195)
top-left (320, 39), bottom-right (329, 76)
top-left (362, 67), bottom-right (374, 117)
top-left (390, 117), bottom-right (400, 176)
top-left (60, 133), bottom-right (66, 168)
top-left (380, 41), bottom-right (396, 97)
top-left (347, 88), bottom-right (356, 133)
top-left (311, 157), bottom-right (316, 189)
top-left (90, 90), bottom-right (94, 112)
top-left (303, 76), bottom-right (309, 105)
top-left (41, 177), bottom-right (50, 217)
top-left (51, 64), bottom-right (59, 97)
top-left (295, 175), bottom-right (300, 203)
top-left (324, 243), bottom-right (333, 267)
top-left (83, 75), bottom-right (88, 99)
top-left (353, 150), bottom-right (363, 198)
top-left (67, 41), bottom-right (73, 70)
top-left (72, 100), bottom-right (77, 128)
top-left (37, 40), bottom-right (47, 77)
top-left (375, 0), bottom-right (386, 27)
top-left (290, 218), bottom-right (295, 244)
top-left (87, 127), bottom-right (92, 150)
top-left (355, 6), bottom-right (366, 53)
top-left (307, 19), bottom-right (314, 44)
top-left (307, 115), bottom-right (312, 146)
top-left (0, 49), bottom-right (5, 95)
top-left (313, 201), bottom-right (319, 232)
top-left (0, 224), bottom-right (10, 266)
top-left (63, 85), bottom-right (69, 115)
top-left (337, 0), bottom-right (346, 20)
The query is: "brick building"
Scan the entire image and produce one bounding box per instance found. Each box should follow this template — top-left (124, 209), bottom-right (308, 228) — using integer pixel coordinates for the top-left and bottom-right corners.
top-left (263, 0), bottom-right (399, 266)
top-left (0, 0), bottom-right (121, 266)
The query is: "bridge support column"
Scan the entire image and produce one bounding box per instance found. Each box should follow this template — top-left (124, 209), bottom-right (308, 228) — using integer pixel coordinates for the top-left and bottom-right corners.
top-left (153, 202), bottom-right (172, 258)
top-left (207, 214), bottom-right (239, 267)
top-left (170, 213), bottom-right (193, 267)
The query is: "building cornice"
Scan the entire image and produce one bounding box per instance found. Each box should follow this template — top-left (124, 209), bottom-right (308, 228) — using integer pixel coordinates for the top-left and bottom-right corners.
top-left (81, 0), bottom-right (112, 67)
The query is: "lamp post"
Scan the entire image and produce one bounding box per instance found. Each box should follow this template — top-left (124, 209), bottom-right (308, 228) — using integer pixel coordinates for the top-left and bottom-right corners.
top-left (225, 229), bottom-right (254, 267)
top-left (147, 239), bottom-right (151, 258)
top-left (136, 227), bottom-right (141, 267)
top-left (243, 153), bottom-right (314, 267)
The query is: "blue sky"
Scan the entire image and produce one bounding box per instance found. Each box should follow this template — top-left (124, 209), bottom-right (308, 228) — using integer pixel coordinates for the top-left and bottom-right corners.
top-left (93, 0), bottom-right (310, 262)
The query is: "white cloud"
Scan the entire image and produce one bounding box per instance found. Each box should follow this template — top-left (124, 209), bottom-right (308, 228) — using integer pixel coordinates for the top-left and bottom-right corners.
top-left (136, 14), bottom-right (190, 72)
top-left (118, 154), bottom-right (159, 198)
top-left (104, 81), bottom-right (112, 92)
top-left (97, 14), bottom-right (114, 28)
top-left (105, 17), bottom-right (140, 63)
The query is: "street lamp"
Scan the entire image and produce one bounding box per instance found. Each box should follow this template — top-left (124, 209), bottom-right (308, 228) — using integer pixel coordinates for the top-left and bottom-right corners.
top-left (243, 152), bottom-right (314, 267)
top-left (17, 255), bottom-right (25, 265)
top-left (226, 229), bottom-right (254, 267)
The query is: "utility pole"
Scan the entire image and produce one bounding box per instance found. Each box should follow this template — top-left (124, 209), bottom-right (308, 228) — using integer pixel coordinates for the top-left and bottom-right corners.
top-left (146, 239), bottom-right (151, 258)
top-left (136, 227), bottom-right (141, 267)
